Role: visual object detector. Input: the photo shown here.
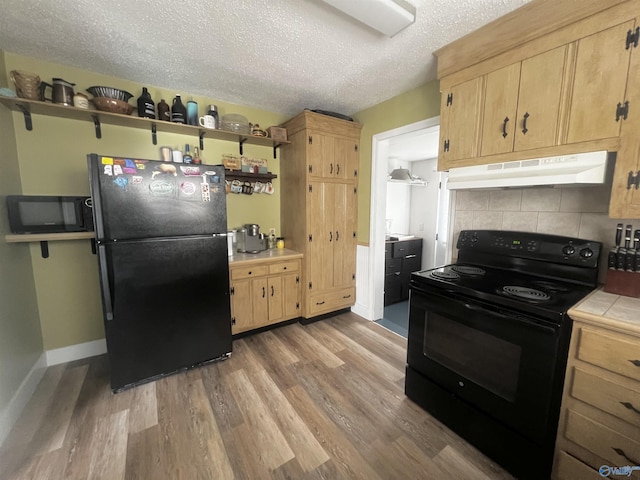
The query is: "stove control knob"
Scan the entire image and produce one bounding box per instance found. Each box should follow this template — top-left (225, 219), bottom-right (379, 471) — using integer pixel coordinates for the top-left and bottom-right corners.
top-left (580, 248), bottom-right (594, 258)
top-left (562, 245), bottom-right (575, 256)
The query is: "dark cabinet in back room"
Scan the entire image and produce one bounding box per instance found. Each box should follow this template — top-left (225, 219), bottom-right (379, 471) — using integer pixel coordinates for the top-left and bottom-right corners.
top-left (384, 238), bottom-right (423, 306)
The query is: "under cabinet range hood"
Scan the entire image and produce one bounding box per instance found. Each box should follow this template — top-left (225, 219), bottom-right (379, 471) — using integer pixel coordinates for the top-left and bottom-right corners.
top-left (447, 151), bottom-right (610, 190)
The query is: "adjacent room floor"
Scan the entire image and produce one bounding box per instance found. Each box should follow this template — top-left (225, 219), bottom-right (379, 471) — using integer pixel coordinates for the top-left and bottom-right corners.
top-left (0, 312), bottom-right (513, 480)
top-left (375, 300), bottom-right (409, 338)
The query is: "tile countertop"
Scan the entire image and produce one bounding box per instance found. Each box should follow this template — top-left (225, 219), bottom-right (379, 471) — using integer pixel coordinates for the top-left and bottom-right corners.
top-left (568, 288), bottom-right (640, 336)
top-left (228, 248), bottom-right (303, 266)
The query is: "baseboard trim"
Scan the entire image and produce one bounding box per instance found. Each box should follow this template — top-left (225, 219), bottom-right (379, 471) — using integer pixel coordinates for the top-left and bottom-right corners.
top-left (45, 338), bottom-right (107, 366)
top-left (0, 353), bottom-right (46, 447)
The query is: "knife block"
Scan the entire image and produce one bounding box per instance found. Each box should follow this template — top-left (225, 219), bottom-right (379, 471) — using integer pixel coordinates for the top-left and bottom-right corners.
top-left (604, 269), bottom-right (640, 297)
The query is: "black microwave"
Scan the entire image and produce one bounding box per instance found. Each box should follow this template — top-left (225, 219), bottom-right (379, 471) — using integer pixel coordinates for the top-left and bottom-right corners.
top-left (6, 195), bottom-right (94, 234)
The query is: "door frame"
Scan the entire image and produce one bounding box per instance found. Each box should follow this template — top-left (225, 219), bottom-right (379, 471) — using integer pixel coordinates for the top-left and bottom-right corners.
top-left (367, 116), bottom-right (442, 321)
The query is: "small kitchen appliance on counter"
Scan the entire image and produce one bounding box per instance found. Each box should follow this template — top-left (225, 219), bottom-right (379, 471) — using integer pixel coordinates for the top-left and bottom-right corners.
top-left (405, 230), bottom-right (601, 480)
top-left (236, 223), bottom-right (267, 253)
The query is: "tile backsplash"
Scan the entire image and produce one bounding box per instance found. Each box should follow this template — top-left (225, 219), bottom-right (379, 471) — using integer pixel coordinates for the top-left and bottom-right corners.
top-left (451, 185), bottom-right (636, 284)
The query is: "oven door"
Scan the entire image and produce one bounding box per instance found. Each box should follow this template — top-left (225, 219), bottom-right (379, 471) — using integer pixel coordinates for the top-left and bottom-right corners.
top-left (407, 284), bottom-right (567, 444)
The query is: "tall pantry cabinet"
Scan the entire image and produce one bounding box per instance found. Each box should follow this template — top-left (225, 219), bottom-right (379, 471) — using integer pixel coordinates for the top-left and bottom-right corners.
top-left (280, 111), bottom-right (362, 321)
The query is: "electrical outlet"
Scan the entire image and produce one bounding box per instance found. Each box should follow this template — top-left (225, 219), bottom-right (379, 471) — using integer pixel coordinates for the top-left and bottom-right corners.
top-left (269, 227), bottom-right (276, 236)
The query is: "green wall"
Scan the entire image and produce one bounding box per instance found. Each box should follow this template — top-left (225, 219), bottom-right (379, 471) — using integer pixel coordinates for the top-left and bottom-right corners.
top-left (4, 52), bottom-right (288, 350)
top-left (0, 50), bottom-right (44, 415)
top-left (353, 80), bottom-right (441, 244)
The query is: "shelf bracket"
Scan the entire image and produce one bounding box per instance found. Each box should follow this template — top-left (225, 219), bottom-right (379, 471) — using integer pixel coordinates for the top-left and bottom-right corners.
top-left (17, 104), bottom-right (33, 131)
top-left (239, 137), bottom-right (247, 156)
top-left (39, 241), bottom-right (49, 259)
top-left (273, 143), bottom-right (282, 159)
top-left (92, 115), bottom-right (102, 139)
top-left (199, 131), bottom-right (206, 151)
top-left (151, 123), bottom-right (157, 145)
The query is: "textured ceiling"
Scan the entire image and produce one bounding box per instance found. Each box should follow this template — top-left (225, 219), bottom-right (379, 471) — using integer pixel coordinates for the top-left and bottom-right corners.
top-left (0, 0), bottom-right (531, 117)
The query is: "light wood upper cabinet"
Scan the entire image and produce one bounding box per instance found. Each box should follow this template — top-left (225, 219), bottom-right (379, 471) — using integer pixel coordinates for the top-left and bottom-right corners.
top-left (480, 63), bottom-right (520, 156)
top-left (308, 131), bottom-right (359, 181)
top-left (478, 47), bottom-right (568, 158)
top-left (438, 77), bottom-right (483, 169)
top-left (514, 46), bottom-right (567, 151)
top-left (566, 20), bottom-right (635, 144)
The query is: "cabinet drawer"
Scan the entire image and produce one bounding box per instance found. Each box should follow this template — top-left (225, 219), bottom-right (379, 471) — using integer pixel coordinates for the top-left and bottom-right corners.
top-left (577, 327), bottom-right (640, 382)
top-left (268, 261), bottom-right (299, 275)
top-left (392, 239), bottom-right (422, 258)
top-left (386, 258), bottom-right (401, 274)
top-left (570, 367), bottom-right (640, 429)
top-left (308, 287), bottom-right (355, 316)
top-left (564, 409), bottom-right (640, 477)
top-left (553, 450), bottom-right (602, 480)
top-left (403, 256), bottom-right (422, 275)
top-left (230, 265), bottom-right (269, 280)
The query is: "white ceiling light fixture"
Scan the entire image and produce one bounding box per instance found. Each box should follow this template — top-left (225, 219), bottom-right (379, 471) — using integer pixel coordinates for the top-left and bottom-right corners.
top-left (320, 0), bottom-right (416, 37)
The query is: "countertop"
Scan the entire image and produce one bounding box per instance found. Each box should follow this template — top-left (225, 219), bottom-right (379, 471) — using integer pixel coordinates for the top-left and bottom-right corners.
top-left (228, 248), bottom-right (303, 266)
top-left (568, 288), bottom-right (640, 336)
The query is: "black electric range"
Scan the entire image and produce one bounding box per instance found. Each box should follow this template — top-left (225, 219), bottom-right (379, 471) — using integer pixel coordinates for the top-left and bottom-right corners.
top-left (405, 230), bottom-right (602, 480)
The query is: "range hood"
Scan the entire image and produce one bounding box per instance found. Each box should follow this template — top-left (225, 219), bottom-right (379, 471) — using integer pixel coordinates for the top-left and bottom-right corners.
top-left (447, 151), bottom-right (610, 190)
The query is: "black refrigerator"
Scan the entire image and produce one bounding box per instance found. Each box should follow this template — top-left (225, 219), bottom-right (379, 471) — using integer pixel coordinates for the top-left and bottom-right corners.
top-left (88, 153), bottom-right (232, 392)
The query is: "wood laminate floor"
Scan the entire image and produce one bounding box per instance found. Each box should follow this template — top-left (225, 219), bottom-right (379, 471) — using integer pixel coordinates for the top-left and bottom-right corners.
top-left (0, 312), bottom-right (514, 480)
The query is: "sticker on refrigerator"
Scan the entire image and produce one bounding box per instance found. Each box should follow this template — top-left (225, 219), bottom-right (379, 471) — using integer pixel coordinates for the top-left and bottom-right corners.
top-left (113, 176), bottom-right (128, 190)
top-left (152, 163), bottom-right (177, 179)
top-left (113, 165), bottom-right (123, 176)
top-left (123, 167), bottom-right (137, 174)
top-left (131, 176), bottom-right (143, 185)
top-left (125, 159), bottom-right (136, 168)
top-left (103, 165), bottom-right (113, 176)
top-left (114, 158), bottom-right (126, 166)
top-left (149, 181), bottom-right (174, 195)
top-left (101, 157), bottom-right (114, 165)
top-left (209, 175), bottom-right (220, 183)
top-left (180, 166), bottom-right (200, 176)
top-left (180, 181), bottom-right (196, 196)
top-left (201, 175), bottom-right (211, 202)
top-left (135, 160), bottom-right (147, 170)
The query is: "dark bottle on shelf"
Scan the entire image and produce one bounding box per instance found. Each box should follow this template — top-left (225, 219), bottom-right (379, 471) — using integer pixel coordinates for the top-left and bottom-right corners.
top-left (157, 99), bottom-right (170, 121)
top-left (183, 144), bottom-right (193, 164)
top-left (137, 87), bottom-right (156, 119)
top-left (171, 95), bottom-right (186, 124)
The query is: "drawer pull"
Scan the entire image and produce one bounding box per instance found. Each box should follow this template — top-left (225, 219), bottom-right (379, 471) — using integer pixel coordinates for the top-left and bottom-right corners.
top-left (343, 294), bottom-right (351, 299)
top-left (620, 401), bottom-right (640, 415)
top-left (630, 359), bottom-right (640, 367)
top-left (612, 447), bottom-right (640, 466)
top-left (283, 266), bottom-right (287, 270)
top-left (405, 254), bottom-right (417, 259)
top-left (248, 271), bottom-right (252, 275)
top-left (316, 301), bottom-right (325, 305)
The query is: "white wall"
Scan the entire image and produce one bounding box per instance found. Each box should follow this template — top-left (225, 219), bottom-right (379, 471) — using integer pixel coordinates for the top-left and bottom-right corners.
top-left (408, 159), bottom-right (441, 269)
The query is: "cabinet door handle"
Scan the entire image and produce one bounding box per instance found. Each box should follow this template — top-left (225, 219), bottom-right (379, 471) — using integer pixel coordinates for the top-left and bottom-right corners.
top-left (612, 447), bottom-right (640, 466)
top-left (336, 231), bottom-right (339, 241)
top-left (522, 112), bottom-right (530, 134)
top-left (502, 116), bottom-right (509, 138)
top-left (329, 231), bottom-right (333, 242)
top-left (629, 359), bottom-right (640, 367)
top-left (620, 401), bottom-right (640, 415)
top-left (271, 285), bottom-right (274, 296)
top-left (262, 287), bottom-right (265, 298)
top-left (336, 163), bottom-right (340, 175)
top-left (330, 163), bottom-right (333, 174)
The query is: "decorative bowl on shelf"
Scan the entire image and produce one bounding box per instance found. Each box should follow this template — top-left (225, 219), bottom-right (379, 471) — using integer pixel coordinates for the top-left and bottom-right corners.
top-left (86, 86), bottom-right (133, 102)
top-left (92, 97), bottom-right (134, 115)
top-left (221, 113), bottom-right (250, 134)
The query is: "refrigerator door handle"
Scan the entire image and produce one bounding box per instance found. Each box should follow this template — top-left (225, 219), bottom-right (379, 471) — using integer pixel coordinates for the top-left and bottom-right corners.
top-left (211, 233), bottom-right (228, 237)
top-left (98, 245), bottom-right (115, 321)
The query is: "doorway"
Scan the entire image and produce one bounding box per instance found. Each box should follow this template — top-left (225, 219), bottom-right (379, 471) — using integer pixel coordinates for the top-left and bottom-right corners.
top-left (366, 117), bottom-right (452, 330)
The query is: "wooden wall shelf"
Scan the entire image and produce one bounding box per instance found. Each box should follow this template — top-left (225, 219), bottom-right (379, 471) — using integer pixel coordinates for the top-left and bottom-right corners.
top-left (5, 231), bottom-right (95, 258)
top-left (224, 170), bottom-right (277, 181)
top-left (0, 96), bottom-right (289, 157)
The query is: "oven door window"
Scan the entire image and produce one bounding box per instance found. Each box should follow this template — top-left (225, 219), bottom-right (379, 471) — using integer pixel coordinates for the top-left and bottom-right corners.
top-left (424, 313), bottom-right (521, 402)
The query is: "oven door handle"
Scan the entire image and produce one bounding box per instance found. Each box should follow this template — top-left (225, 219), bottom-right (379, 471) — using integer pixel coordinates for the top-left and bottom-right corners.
top-left (463, 301), bottom-right (558, 334)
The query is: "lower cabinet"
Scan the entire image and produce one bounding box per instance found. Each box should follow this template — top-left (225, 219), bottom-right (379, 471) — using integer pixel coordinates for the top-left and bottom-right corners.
top-left (553, 319), bottom-right (640, 479)
top-left (384, 238), bottom-right (423, 306)
top-left (229, 257), bottom-right (302, 335)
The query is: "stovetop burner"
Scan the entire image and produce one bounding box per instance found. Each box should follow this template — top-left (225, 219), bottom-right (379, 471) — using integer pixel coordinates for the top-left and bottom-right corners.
top-left (451, 265), bottom-right (486, 276)
top-left (501, 285), bottom-right (551, 302)
top-left (430, 269), bottom-right (460, 281)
